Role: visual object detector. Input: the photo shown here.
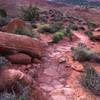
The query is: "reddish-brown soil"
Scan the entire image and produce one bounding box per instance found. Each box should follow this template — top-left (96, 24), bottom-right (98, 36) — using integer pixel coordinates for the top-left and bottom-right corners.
top-left (33, 31), bottom-right (100, 100)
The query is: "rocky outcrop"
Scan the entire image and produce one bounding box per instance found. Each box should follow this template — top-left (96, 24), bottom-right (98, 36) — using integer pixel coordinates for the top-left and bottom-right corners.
top-left (6, 53), bottom-right (32, 64)
top-left (1, 18), bottom-right (25, 32)
top-left (0, 31), bottom-right (43, 58)
top-left (0, 69), bottom-right (33, 91)
top-left (1, 18), bottom-right (32, 36)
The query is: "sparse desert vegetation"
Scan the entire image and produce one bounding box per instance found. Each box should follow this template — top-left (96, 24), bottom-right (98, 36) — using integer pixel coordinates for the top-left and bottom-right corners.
top-left (81, 63), bottom-right (100, 96)
top-left (0, 0), bottom-right (100, 100)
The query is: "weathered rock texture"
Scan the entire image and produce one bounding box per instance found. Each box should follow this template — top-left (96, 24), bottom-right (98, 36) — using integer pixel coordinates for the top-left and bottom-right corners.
top-left (6, 53), bottom-right (32, 64)
top-left (1, 18), bottom-right (32, 34)
top-left (0, 69), bottom-right (33, 91)
top-left (0, 31), bottom-right (43, 58)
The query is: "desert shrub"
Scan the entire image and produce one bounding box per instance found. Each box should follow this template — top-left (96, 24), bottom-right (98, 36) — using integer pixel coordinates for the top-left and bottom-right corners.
top-left (87, 21), bottom-right (97, 30)
top-left (72, 46), bottom-right (94, 61)
top-left (21, 5), bottom-right (40, 21)
top-left (0, 8), bottom-right (7, 17)
top-left (0, 82), bottom-right (30, 100)
top-left (59, 29), bottom-right (66, 33)
top-left (72, 44), bottom-right (100, 63)
top-left (68, 22), bottom-right (78, 30)
top-left (49, 22), bottom-right (63, 33)
top-left (13, 27), bottom-right (34, 37)
top-left (64, 28), bottom-right (73, 40)
top-left (0, 92), bottom-right (16, 100)
top-left (81, 63), bottom-right (100, 96)
top-left (85, 31), bottom-right (93, 38)
top-left (16, 83), bottom-right (30, 100)
top-left (52, 32), bottom-right (64, 43)
top-left (39, 22), bottom-right (63, 34)
top-left (38, 25), bottom-right (52, 33)
top-left (92, 53), bottom-right (100, 63)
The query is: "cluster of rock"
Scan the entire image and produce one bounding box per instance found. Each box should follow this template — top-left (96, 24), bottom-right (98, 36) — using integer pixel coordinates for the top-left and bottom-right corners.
top-left (0, 18), bottom-right (45, 99)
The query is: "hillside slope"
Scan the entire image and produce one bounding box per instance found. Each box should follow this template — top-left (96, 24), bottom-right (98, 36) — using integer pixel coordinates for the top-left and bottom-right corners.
top-left (51, 0), bottom-right (100, 7)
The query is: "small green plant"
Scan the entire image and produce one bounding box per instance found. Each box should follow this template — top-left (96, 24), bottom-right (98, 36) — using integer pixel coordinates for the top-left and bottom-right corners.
top-left (85, 31), bottom-right (93, 38)
top-left (64, 28), bottom-right (73, 40)
top-left (52, 32), bottom-right (64, 43)
top-left (81, 63), bottom-right (100, 96)
top-left (13, 27), bottom-right (33, 37)
top-left (21, 5), bottom-right (40, 21)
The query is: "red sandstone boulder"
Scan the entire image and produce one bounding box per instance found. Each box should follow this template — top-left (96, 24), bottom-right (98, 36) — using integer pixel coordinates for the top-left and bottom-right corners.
top-left (1, 18), bottom-right (32, 34)
top-left (0, 31), bottom-right (43, 58)
top-left (6, 53), bottom-right (32, 64)
top-left (2, 18), bottom-right (25, 32)
top-left (0, 69), bottom-right (33, 91)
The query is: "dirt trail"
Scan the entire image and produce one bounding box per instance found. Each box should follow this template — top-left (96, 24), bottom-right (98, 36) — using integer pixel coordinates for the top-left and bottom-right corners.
top-left (37, 36), bottom-right (78, 100)
top-left (36, 33), bottom-right (99, 100)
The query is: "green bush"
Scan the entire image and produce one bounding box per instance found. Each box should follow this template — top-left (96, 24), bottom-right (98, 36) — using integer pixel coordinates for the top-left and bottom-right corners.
top-left (52, 32), bottom-right (64, 43)
top-left (85, 31), bottom-right (93, 38)
top-left (72, 45), bottom-right (100, 63)
top-left (64, 28), bottom-right (73, 40)
top-left (39, 22), bottom-right (63, 34)
top-left (72, 46), bottom-right (94, 61)
top-left (81, 63), bottom-right (100, 96)
top-left (21, 5), bottom-right (40, 21)
top-left (13, 27), bottom-right (33, 37)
